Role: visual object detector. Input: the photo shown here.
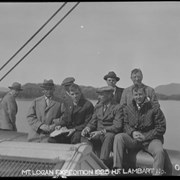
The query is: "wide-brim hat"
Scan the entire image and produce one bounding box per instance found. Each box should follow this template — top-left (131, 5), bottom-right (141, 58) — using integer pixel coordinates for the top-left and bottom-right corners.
top-left (8, 82), bottom-right (23, 91)
top-left (103, 71), bottom-right (120, 81)
top-left (96, 86), bottom-right (114, 93)
top-left (40, 79), bottom-right (55, 89)
top-left (61, 77), bottom-right (75, 86)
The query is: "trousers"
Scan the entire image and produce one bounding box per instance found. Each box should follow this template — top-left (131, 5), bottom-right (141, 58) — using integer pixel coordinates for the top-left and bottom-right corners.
top-left (113, 133), bottom-right (165, 175)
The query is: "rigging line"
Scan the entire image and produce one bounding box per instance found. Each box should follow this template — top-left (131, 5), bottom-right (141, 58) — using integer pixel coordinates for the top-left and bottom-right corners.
top-left (0, 2), bottom-right (80, 82)
top-left (0, 2), bottom-right (67, 72)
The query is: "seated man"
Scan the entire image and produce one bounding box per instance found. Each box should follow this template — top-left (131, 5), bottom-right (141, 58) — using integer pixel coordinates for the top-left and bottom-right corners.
top-left (60, 77), bottom-right (75, 105)
top-left (48, 83), bottom-right (94, 144)
top-left (113, 85), bottom-right (166, 175)
top-left (81, 86), bottom-right (123, 168)
top-left (27, 79), bottom-right (65, 142)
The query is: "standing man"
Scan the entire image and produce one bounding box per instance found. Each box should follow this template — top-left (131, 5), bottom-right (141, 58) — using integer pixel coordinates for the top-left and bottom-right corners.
top-left (120, 68), bottom-right (159, 106)
top-left (81, 86), bottom-right (124, 168)
top-left (104, 71), bottom-right (124, 104)
top-left (49, 83), bottom-right (94, 144)
top-left (113, 85), bottom-right (166, 175)
top-left (27, 79), bottom-right (65, 142)
top-left (0, 82), bottom-right (23, 131)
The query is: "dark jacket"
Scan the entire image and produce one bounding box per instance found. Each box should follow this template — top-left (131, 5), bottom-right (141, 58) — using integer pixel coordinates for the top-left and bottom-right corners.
top-left (87, 101), bottom-right (124, 134)
top-left (0, 92), bottom-right (18, 131)
top-left (113, 86), bottom-right (124, 104)
top-left (59, 97), bottom-right (94, 131)
top-left (123, 99), bottom-right (166, 145)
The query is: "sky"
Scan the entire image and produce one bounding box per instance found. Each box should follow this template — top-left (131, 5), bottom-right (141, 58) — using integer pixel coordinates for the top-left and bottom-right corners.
top-left (0, 2), bottom-right (180, 89)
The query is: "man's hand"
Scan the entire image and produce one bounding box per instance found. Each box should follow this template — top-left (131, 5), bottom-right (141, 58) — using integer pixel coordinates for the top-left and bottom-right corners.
top-left (67, 128), bottom-right (76, 137)
top-left (53, 118), bottom-right (60, 125)
top-left (132, 131), bottom-right (145, 142)
top-left (49, 124), bottom-right (56, 133)
top-left (55, 125), bottom-right (61, 130)
top-left (39, 124), bottom-right (50, 133)
top-left (89, 131), bottom-right (101, 139)
top-left (136, 133), bottom-right (145, 142)
top-left (81, 127), bottom-right (90, 137)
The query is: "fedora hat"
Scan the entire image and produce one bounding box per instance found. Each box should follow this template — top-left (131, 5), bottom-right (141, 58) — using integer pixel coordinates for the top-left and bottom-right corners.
top-left (40, 79), bottom-right (55, 89)
top-left (103, 71), bottom-right (120, 81)
top-left (8, 82), bottom-right (23, 91)
top-left (61, 77), bottom-right (75, 86)
top-left (96, 86), bottom-right (114, 93)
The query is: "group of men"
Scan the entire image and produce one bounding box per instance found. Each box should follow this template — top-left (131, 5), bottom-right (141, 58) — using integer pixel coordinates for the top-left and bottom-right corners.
top-left (0, 68), bottom-right (167, 176)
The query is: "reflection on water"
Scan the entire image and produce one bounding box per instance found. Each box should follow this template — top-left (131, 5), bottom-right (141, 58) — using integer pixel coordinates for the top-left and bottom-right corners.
top-left (16, 99), bottom-right (180, 151)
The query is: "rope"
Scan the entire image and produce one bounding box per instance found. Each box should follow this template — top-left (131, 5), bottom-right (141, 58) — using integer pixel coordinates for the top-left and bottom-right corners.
top-left (0, 2), bottom-right (80, 82)
top-left (0, 2), bottom-right (67, 72)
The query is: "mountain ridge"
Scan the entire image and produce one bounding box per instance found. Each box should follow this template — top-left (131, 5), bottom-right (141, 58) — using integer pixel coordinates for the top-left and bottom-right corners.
top-left (1, 82), bottom-right (180, 100)
top-left (155, 83), bottom-right (180, 96)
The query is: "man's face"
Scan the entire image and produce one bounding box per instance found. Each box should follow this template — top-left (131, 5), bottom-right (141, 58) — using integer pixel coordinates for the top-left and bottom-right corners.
top-left (12, 89), bottom-right (20, 97)
top-left (43, 88), bottom-right (54, 98)
top-left (69, 89), bottom-right (81, 104)
top-left (64, 84), bottom-right (71, 92)
top-left (98, 91), bottom-right (112, 104)
top-left (131, 72), bottom-right (143, 86)
top-left (133, 88), bottom-right (146, 105)
top-left (106, 78), bottom-right (117, 87)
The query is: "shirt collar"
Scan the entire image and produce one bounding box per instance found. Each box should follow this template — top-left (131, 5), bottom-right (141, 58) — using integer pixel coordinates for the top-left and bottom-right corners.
top-left (133, 97), bottom-right (150, 110)
top-left (44, 95), bottom-right (52, 100)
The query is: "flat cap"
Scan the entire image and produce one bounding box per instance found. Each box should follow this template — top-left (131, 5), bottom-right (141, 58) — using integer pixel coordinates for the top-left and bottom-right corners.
top-left (61, 77), bottom-right (75, 86)
top-left (96, 86), bottom-right (114, 93)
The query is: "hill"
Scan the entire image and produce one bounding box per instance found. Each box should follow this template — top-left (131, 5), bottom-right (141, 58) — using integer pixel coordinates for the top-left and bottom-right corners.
top-left (1, 82), bottom-right (180, 101)
top-left (0, 83), bottom-right (98, 100)
top-left (0, 87), bottom-right (8, 92)
top-left (155, 83), bottom-right (180, 96)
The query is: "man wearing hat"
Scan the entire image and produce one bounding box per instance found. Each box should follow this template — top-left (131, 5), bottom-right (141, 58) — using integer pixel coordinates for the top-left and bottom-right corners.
top-left (81, 86), bottom-right (124, 168)
top-left (0, 82), bottom-right (23, 131)
top-left (60, 77), bottom-right (75, 115)
top-left (103, 71), bottom-right (124, 104)
top-left (60, 77), bottom-right (75, 102)
top-left (27, 79), bottom-right (65, 142)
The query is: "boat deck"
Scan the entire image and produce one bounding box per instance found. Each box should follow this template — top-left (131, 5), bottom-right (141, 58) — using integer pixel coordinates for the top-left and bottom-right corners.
top-left (0, 130), bottom-right (28, 142)
top-left (0, 129), bottom-right (180, 176)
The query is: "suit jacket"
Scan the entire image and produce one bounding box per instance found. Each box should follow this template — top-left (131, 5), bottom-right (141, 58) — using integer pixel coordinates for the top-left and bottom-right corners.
top-left (27, 96), bottom-right (65, 142)
top-left (87, 101), bottom-right (124, 134)
top-left (113, 86), bottom-right (124, 104)
top-left (59, 96), bottom-right (94, 131)
top-left (123, 99), bottom-right (166, 145)
top-left (0, 92), bottom-right (18, 131)
top-left (120, 84), bottom-right (159, 106)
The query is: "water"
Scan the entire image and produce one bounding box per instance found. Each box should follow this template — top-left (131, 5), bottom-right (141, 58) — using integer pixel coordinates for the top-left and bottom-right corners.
top-left (16, 100), bottom-right (180, 151)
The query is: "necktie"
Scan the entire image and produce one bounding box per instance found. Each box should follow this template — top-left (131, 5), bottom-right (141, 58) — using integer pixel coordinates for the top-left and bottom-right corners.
top-left (46, 98), bottom-right (50, 106)
top-left (103, 105), bottom-right (107, 114)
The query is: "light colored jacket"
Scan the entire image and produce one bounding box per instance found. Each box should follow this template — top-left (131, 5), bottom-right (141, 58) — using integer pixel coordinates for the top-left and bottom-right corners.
top-left (0, 92), bottom-right (18, 131)
top-left (120, 84), bottom-right (159, 106)
top-left (27, 96), bottom-right (65, 142)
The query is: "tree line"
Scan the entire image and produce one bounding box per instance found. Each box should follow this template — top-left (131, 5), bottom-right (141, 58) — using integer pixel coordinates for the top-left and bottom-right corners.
top-left (0, 83), bottom-right (98, 100)
top-left (0, 83), bottom-right (180, 101)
